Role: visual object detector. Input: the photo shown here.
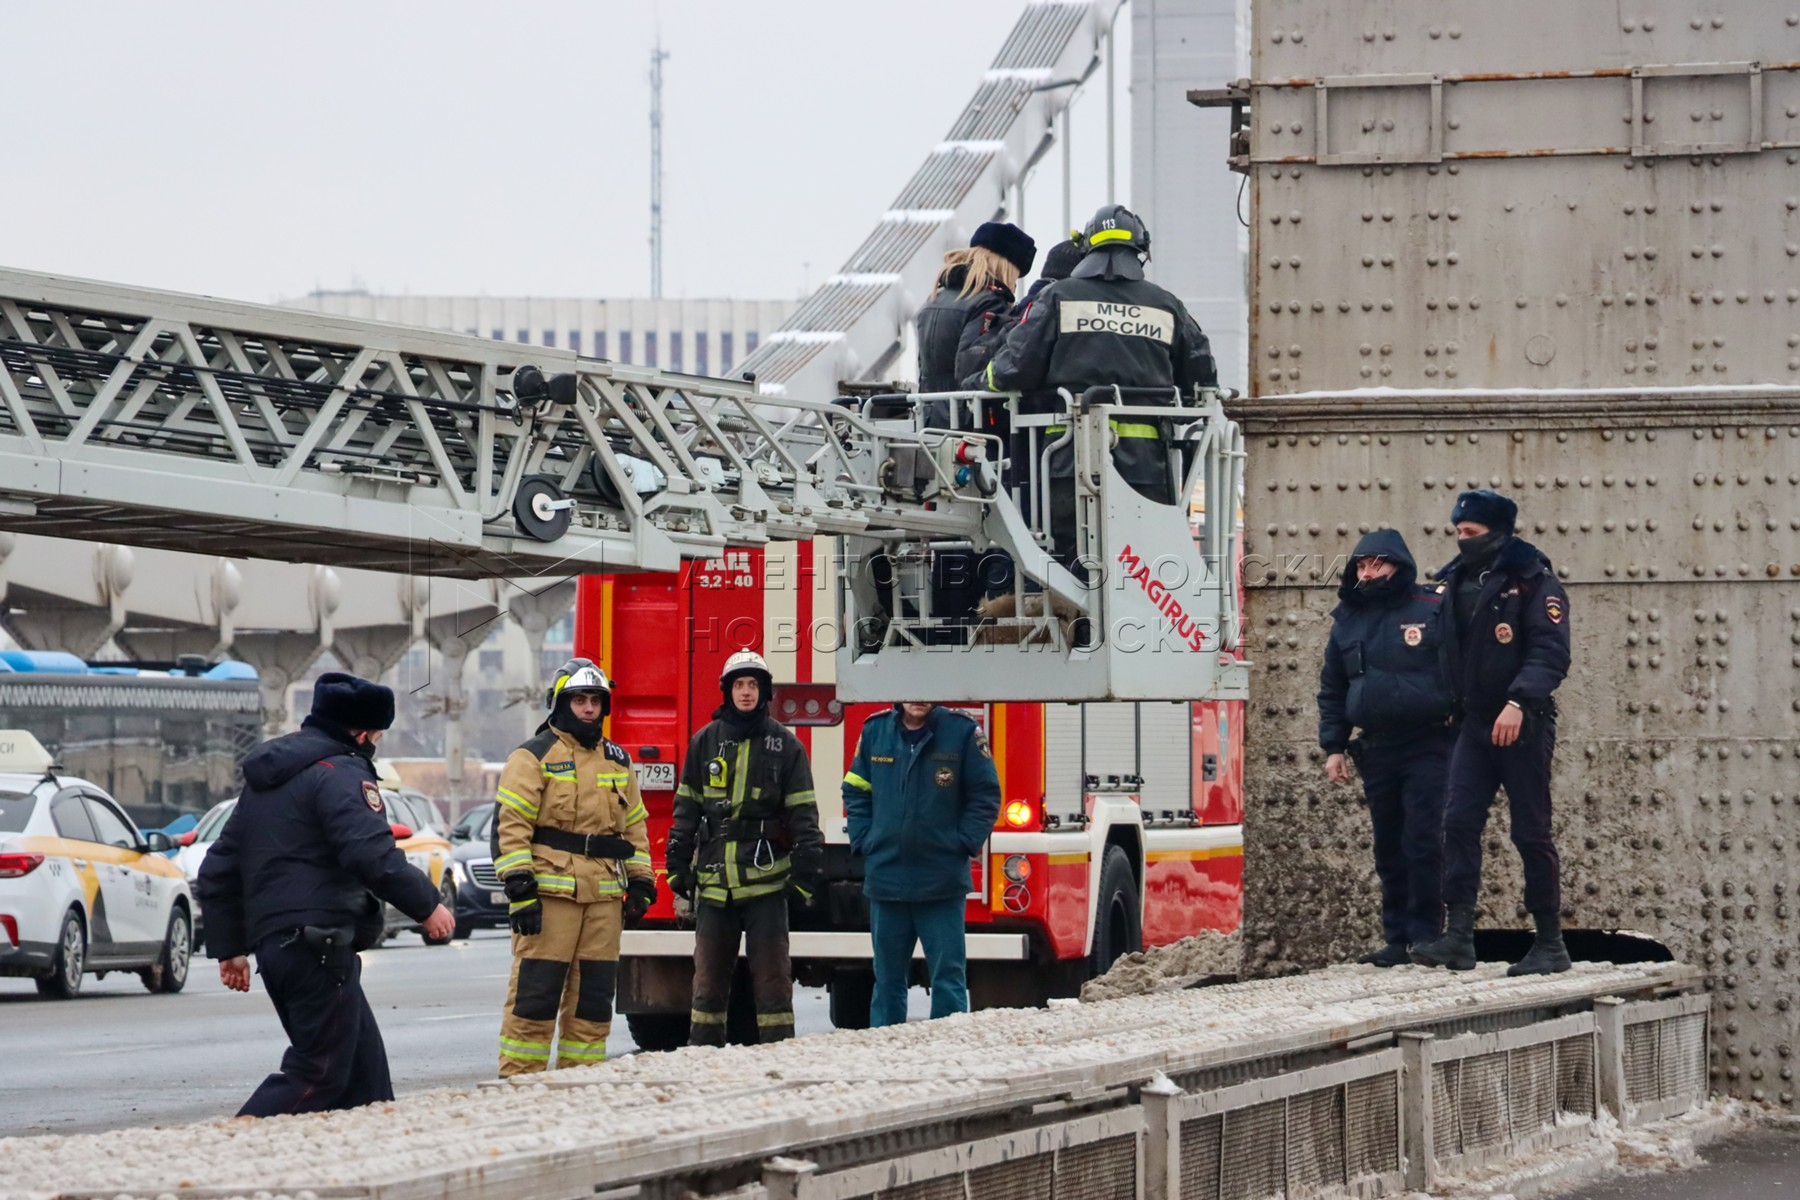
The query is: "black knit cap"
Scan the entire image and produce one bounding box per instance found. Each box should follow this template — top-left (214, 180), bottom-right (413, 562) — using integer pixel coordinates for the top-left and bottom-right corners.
top-left (970, 222), bottom-right (1037, 275)
top-left (311, 671), bottom-right (396, 732)
top-left (1040, 236), bottom-right (1084, 282)
top-left (1450, 489), bottom-right (1518, 535)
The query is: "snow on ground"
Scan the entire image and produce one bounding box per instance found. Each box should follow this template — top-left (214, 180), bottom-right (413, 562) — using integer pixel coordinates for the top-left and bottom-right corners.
top-left (0, 962), bottom-right (1685, 1199)
top-left (1400, 1100), bottom-right (1779, 1199)
top-left (1080, 928), bottom-right (1242, 1000)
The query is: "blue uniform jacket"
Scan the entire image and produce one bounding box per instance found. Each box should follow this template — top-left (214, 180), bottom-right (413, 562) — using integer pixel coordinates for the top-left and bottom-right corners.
top-left (1317, 529), bottom-right (1455, 752)
top-left (197, 719), bottom-right (440, 959)
top-left (842, 706), bottom-right (1003, 904)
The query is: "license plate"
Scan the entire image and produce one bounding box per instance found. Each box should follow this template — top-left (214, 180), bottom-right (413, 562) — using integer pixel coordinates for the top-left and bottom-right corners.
top-left (636, 762), bottom-right (675, 789)
top-left (490, 891), bottom-right (507, 905)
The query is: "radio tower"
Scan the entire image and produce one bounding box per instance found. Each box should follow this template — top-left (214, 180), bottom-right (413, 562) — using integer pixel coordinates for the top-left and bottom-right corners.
top-left (649, 37), bottom-right (671, 300)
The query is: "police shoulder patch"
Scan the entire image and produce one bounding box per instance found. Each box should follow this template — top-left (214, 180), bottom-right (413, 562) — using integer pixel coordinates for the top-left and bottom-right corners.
top-left (1544, 595), bottom-right (1566, 625)
top-left (362, 781), bottom-right (384, 813)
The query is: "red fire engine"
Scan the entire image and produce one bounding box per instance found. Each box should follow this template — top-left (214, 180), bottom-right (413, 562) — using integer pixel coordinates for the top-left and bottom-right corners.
top-left (583, 540), bottom-right (1244, 1049)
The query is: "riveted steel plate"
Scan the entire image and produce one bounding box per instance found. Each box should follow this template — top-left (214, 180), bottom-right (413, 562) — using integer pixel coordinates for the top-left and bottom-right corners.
top-left (1236, 0), bottom-right (1800, 1114)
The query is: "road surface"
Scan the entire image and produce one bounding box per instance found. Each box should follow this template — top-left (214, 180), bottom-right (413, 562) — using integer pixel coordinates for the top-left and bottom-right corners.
top-left (1560, 1125), bottom-right (1799, 1198)
top-left (0, 929), bottom-right (925, 1135)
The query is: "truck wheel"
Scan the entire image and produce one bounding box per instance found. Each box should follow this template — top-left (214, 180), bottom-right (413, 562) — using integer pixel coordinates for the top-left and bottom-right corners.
top-left (1089, 845), bottom-right (1142, 978)
top-left (624, 1012), bottom-right (691, 1052)
top-left (36, 909), bottom-right (86, 999)
top-left (828, 970), bottom-right (874, 1030)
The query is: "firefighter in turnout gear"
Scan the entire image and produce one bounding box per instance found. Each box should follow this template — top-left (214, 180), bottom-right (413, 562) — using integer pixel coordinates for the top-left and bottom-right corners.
top-left (967, 204), bottom-right (1218, 566)
top-left (667, 650), bottom-right (822, 1044)
top-left (493, 659), bottom-right (655, 1074)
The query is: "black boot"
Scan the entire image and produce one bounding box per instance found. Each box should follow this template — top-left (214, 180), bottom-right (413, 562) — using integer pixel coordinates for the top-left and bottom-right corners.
top-left (1507, 910), bottom-right (1573, 977)
top-left (1410, 904), bottom-right (1477, 970)
top-left (1357, 941), bottom-right (1411, 968)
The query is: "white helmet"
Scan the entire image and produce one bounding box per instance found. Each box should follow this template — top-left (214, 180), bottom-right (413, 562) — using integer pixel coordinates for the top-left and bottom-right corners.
top-left (546, 657), bottom-right (613, 715)
top-left (720, 649), bottom-right (773, 697)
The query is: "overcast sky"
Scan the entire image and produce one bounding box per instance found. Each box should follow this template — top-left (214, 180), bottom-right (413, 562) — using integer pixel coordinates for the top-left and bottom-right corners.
top-left (6, 1), bottom-right (1131, 304)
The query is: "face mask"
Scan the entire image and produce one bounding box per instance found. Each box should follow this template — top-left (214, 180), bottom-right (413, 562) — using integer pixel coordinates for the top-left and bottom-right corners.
top-left (1457, 531), bottom-right (1504, 563)
top-left (550, 703), bottom-right (604, 749)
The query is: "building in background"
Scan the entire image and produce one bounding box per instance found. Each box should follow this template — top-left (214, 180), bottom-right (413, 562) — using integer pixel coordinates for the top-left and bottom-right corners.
top-left (282, 292), bottom-right (797, 378)
top-left (1131, 0), bottom-right (1251, 391)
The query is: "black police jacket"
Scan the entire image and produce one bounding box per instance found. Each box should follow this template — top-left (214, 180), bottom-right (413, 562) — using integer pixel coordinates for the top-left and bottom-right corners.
top-left (915, 265), bottom-right (1015, 393)
top-left (1317, 529), bottom-right (1455, 752)
top-left (968, 275), bottom-right (1218, 397)
top-left (196, 718), bottom-right (441, 959)
top-left (1434, 536), bottom-right (1572, 721)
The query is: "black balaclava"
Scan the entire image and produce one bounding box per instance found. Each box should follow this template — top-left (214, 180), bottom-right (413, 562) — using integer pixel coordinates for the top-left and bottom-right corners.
top-left (1351, 570), bottom-right (1408, 605)
top-left (1337, 529), bottom-right (1418, 610)
top-left (1452, 533), bottom-right (1510, 640)
top-left (716, 672), bottom-right (769, 736)
top-left (1456, 530), bottom-right (1507, 570)
top-left (549, 691), bottom-right (606, 750)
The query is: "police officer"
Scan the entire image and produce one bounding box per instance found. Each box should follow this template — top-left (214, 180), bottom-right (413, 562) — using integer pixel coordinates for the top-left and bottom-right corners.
top-left (843, 702), bottom-right (1001, 1026)
top-left (1412, 491), bottom-right (1573, 976)
top-left (1317, 530), bottom-right (1456, 966)
top-left (197, 672), bottom-right (453, 1116)
top-left (667, 650), bottom-right (821, 1044)
top-left (493, 658), bottom-right (655, 1074)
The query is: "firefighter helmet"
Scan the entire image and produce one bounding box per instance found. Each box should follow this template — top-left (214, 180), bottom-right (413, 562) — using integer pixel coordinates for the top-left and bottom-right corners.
top-left (546, 657), bottom-right (612, 715)
top-left (1080, 204), bottom-right (1151, 258)
top-left (719, 649), bottom-right (773, 697)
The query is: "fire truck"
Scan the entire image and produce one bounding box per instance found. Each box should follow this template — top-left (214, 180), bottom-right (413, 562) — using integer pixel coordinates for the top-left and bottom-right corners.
top-left (596, 392), bottom-right (1248, 1048)
top-left (0, 263), bottom-right (1251, 1049)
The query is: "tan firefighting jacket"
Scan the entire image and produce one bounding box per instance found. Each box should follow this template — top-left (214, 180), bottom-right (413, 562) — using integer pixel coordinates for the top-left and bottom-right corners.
top-left (492, 725), bottom-right (652, 903)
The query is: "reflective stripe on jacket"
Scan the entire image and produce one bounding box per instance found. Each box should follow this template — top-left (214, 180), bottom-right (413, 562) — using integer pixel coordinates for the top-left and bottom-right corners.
top-left (842, 706), bottom-right (1002, 904)
top-left (668, 712), bottom-right (820, 907)
top-left (493, 727), bottom-right (652, 903)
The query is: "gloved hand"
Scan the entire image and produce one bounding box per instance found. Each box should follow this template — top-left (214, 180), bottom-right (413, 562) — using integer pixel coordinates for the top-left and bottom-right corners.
top-left (789, 874), bottom-right (821, 911)
top-left (503, 872), bottom-right (542, 937)
top-left (623, 876), bottom-right (657, 924)
top-left (667, 868), bottom-right (694, 902)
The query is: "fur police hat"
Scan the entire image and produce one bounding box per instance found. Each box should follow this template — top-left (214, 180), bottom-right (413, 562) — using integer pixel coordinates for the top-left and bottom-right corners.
top-left (310, 672), bottom-right (396, 732)
top-left (1450, 489), bottom-right (1518, 535)
top-left (1040, 234), bottom-right (1085, 282)
top-left (970, 222), bottom-right (1037, 275)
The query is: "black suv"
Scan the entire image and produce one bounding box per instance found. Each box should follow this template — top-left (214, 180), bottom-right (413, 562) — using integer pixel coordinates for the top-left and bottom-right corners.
top-left (447, 806), bottom-right (506, 938)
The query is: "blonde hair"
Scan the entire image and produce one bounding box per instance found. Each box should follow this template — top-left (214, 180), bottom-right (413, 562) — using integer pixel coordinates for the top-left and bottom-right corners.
top-left (930, 248), bottom-right (975, 298)
top-left (958, 246), bottom-right (1020, 299)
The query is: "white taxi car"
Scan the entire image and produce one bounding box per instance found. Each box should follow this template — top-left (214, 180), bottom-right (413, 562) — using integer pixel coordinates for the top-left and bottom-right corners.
top-left (0, 731), bottom-right (194, 998)
top-left (371, 762), bottom-right (456, 946)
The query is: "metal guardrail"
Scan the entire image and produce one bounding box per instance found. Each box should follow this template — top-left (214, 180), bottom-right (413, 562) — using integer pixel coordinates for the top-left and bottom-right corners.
top-left (741, 1000), bottom-right (1709, 1200)
top-left (765, 1108), bottom-right (1143, 1200)
top-left (34, 966), bottom-right (1704, 1200)
top-left (1600, 992), bottom-right (1713, 1126)
top-left (1400, 1013), bottom-right (1599, 1190)
top-left (1144, 1050), bottom-right (1403, 1200)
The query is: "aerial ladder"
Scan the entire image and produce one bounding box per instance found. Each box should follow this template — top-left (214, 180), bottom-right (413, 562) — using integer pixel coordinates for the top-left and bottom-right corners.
top-left (0, 266), bottom-right (1246, 703)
